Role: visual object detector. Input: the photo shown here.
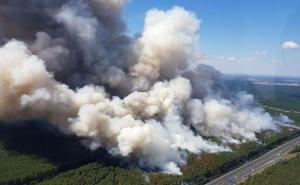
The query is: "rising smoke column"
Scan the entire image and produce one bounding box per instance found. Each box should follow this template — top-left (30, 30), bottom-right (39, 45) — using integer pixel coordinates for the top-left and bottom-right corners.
top-left (0, 0), bottom-right (288, 174)
top-left (0, 40), bottom-right (226, 174)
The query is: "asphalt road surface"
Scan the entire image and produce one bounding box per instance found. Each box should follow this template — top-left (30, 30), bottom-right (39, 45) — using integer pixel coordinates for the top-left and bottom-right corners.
top-left (205, 135), bottom-right (300, 185)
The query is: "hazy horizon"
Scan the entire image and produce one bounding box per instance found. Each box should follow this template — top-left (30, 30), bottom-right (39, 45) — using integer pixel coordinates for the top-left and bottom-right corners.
top-left (124, 0), bottom-right (300, 77)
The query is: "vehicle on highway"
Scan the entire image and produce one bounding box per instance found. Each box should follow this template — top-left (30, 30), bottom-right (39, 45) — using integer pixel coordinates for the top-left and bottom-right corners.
top-left (226, 176), bottom-right (237, 184)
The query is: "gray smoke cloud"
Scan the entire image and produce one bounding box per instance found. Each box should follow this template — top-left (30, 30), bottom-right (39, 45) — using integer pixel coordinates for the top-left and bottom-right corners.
top-left (0, 0), bottom-right (293, 174)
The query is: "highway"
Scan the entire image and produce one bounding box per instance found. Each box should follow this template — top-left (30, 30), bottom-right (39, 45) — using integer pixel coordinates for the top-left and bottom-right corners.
top-left (204, 135), bottom-right (300, 185)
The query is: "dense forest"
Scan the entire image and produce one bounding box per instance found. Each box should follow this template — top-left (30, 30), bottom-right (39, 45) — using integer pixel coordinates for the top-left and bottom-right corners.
top-left (0, 142), bottom-right (56, 185)
top-left (0, 121), bottom-right (119, 185)
top-left (38, 163), bottom-right (147, 185)
top-left (0, 80), bottom-right (300, 185)
top-left (240, 154), bottom-right (300, 185)
top-left (225, 79), bottom-right (300, 123)
top-left (290, 145), bottom-right (300, 154)
top-left (1, 121), bottom-right (297, 185)
top-left (147, 129), bottom-right (299, 185)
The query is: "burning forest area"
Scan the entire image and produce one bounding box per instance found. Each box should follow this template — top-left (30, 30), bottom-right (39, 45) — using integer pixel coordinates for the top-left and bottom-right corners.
top-left (0, 0), bottom-right (297, 177)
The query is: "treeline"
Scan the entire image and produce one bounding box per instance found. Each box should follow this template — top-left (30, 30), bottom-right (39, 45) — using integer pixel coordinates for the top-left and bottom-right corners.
top-left (225, 79), bottom-right (300, 112)
top-left (149, 130), bottom-right (300, 185)
top-left (240, 154), bottom-right (300, 185)
top-left (290, 145), bottom-right (300, 154)
top-left (38, 163), bottom-right (147, 185)
top-left (0, 120), bottom-right (299, 185)
top-left (0, 121), bottom-right (107, 185)
top-left (0, 142), bottom-right (56, 185)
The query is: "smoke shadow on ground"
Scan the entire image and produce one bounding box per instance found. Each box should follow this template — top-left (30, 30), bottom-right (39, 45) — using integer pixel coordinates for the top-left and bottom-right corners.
top-left (0, 120), bottom-right (128, 169)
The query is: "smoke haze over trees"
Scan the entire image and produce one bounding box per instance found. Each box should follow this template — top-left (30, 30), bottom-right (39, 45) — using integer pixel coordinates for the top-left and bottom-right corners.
top-left (0, 0), bottom-right (293, 174)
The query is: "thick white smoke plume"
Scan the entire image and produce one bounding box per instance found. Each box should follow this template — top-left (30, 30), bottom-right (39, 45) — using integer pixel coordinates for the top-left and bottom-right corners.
top-left (0, 0), bottom-right (290, 174)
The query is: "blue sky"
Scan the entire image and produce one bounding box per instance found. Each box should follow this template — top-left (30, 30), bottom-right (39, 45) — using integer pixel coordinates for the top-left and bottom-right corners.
top-left (124, 0), bottom-right (300, 77)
